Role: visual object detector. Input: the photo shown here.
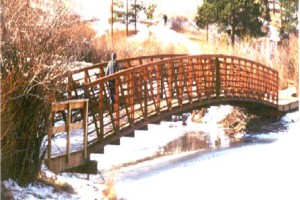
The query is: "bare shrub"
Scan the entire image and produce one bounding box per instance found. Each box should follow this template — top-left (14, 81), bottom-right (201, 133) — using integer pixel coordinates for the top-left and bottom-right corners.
top-left (1, 0), bottom-right (95, 186)
top-left (59, 17), bottom-right (97, 62)
top-left (170, 16), bottom-right (188, 33)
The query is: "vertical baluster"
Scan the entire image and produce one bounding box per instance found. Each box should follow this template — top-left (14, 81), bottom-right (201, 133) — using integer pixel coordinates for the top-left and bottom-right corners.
top-left (215, 57), bottom-right (220, 98)
top-left (178, 60), bottom-right (183, 106)
top-left (83, 100), bottom-right (88, 159)
top-left (129, 73), bottom-right (134, 125)
top-left (188, 59), bottom-right (193, 104)
top-left (115, 77), bottom-right (120, 134)
top-left (47, 107), bottom-right (53, 167)
top-left (98, 81), bottom-right (104, 142)
top-left (155, 65), bottom-right (161, 114)
top-left (68, 72), bottom-right (72, 99)
top-left (66, 103), bottom-right (71, 163)
top-left (144, 67), bottom-right (148, 122)
top-left (195, 58), bottom-right (202, 100)
top-left (167, 61), bottom-right (173, 110)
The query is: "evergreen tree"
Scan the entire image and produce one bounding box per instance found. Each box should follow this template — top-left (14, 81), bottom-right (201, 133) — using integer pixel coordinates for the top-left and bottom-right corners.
top-left (279, 0), bottom-right (299, 38)
top-left (131, 0), bottom-right (144, 33)
top-left (195, 1), bottom-right (215, 41)
top-left (196, 0), bottom-right (266, 45)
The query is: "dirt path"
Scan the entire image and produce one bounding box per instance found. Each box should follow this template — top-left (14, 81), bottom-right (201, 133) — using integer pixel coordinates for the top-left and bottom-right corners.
top-left (128, 22), bottom-right (202, 54)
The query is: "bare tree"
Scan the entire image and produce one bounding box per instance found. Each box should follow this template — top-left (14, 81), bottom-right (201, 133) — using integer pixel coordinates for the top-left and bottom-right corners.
top-left (1, 0), bottom-right (95, 186)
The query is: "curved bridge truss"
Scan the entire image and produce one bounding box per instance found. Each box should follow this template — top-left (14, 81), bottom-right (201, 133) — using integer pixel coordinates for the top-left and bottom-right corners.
top-left (48, 54), bottom-right (279, 173)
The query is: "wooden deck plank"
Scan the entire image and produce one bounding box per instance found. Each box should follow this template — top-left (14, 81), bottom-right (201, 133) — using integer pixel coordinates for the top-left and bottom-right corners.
top-left (278, 86), bottom-right (299, 111)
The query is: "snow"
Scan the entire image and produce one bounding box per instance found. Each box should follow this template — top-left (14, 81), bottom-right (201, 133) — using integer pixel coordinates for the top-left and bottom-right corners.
top-left (2, 7), bottom-right (299, 198)
top-left (125, 21), bottom-right (202, 55)
top-left (4, 106), bottom-right (298, 200)
top-left (3, 105), bottom-right (233, 199)
top-left (115, 111), bottom-right (300, 200)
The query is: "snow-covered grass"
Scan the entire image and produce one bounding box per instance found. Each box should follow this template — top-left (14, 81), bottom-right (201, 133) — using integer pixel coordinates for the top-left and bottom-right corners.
top-left (3, 166), bottom-right (105, 200)
top-left (2, 105), bottom-right (235, 199)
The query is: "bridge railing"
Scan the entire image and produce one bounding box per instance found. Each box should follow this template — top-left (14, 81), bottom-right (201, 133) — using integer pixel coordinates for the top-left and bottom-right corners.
top-left (46, 54), bottom-right (279, 172)
top-left (83, 54), bottom-right (278, 146)
top-left (68, 54), bottom-right (186, 92)
top-left (64, 54), bottom-right (186, 138)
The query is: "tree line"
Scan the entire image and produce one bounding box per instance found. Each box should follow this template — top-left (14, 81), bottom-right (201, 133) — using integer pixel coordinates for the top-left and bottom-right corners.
top-left (110, 0), bottom-right (157, 38)
top-left (195, 0), bottom-right (298, 45)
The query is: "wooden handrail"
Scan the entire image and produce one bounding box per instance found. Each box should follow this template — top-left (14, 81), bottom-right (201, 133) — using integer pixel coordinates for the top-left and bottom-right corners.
top-left (47, 99), bottom-right (89, 166)
top-left (71, 54), bottom-right (187, 74)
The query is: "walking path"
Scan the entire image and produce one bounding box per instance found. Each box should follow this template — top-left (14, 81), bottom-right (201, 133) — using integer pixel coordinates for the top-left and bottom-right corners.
top-left (278, 86), bottom-right (299, 111)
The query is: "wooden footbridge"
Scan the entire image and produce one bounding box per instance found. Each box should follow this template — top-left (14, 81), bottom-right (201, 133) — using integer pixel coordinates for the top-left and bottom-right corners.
top-left (47, 54), bottom-right (298, 173)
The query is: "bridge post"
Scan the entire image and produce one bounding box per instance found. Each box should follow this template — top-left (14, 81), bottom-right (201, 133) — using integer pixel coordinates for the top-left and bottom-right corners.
top-left (67, 72), bottom-right (72, 99)
top-left (47, 109), bottom-right (53, 167)
top-left (66, 103), bottom-right (71, 163)
top-left (215, 58), bottom-right (220, 98)
top-left (83, 100), bottom-right (88, 159)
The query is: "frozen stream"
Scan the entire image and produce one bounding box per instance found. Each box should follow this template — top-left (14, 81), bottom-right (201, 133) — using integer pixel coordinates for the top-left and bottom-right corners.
top-left (3, 106), bottom-right (299, 200)
top-left (113, 110), bottom-right (300, 200)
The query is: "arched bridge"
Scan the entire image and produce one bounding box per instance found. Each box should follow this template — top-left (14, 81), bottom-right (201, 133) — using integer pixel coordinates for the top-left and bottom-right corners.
top-left (47, 54), bottom-right (297, 173)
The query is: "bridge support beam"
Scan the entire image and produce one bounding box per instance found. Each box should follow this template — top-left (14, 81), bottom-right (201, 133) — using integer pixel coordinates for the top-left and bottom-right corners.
top-left (124, 131), bottom-right (135, 137)
top-left (65, 160), bottom-right (98, 175)
top-left (110, 138), bottom-right (121, 145)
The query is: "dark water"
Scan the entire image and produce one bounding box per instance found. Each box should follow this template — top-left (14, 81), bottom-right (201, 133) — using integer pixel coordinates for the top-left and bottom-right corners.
top-left (161, 131), bottom-right (209, 154)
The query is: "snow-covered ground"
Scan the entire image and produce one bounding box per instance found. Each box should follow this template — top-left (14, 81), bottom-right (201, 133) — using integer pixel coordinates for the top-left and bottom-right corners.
top-left (116, 111), bottom-right (300, 200)
top-left (3, 105), bottom-right (299, 200)
top-left (3, 105), bottom-right (231, 200)
top-left (127, 21), bottom-right (202, 55)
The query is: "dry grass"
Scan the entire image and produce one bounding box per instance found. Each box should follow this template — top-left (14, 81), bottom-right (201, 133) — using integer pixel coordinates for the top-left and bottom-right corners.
top-left (101, 171), bottom-right (119, 200)
top-left (91, 27), bottom-right (298, 94)
top-left (194, 32), bottom-right (299, 93)
top-left (91, 30), bottom-right (179, 62)
top-left (37, 172), bottom-right (76, 194)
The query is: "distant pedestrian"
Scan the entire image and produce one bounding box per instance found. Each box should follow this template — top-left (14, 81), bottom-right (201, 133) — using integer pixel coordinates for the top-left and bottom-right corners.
top-left (105, 51), bottom-right (118, 111)
top-left (163, 14), bottom-right (168, 26)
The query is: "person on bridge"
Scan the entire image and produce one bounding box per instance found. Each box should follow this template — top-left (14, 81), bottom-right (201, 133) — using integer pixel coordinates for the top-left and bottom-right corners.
top-left (105, 51), bottom-right (118, 111)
